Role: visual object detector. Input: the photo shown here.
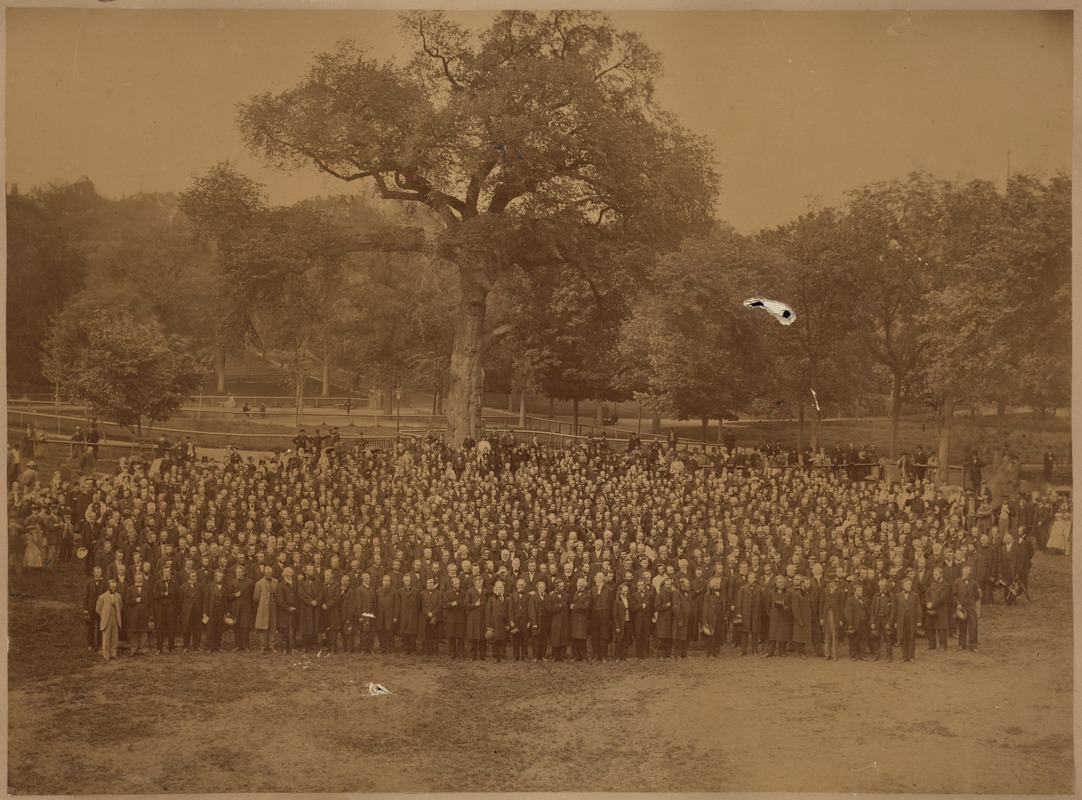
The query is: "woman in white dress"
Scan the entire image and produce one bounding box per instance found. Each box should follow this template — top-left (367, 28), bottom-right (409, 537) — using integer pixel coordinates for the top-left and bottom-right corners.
top-left (22, 523), bottom-right (45, 570)
top-left (1047, 511), bottom-right (1071, 555)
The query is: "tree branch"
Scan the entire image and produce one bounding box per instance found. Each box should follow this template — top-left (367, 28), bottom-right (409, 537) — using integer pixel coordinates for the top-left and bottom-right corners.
top-left (594, 57), bottom-right (630, 82)
top-left (481, 323), bottom-right (514, 353)
top-left (417, 17), bottom-right (465, 92)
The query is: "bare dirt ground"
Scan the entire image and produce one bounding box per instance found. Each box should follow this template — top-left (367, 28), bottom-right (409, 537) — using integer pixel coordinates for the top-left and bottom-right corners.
top-left (7, 553), bottom-right (1073, 794)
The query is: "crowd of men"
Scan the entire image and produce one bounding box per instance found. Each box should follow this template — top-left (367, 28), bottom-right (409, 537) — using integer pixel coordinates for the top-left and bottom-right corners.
top-left (7, 430), bottom-right (1071, 665)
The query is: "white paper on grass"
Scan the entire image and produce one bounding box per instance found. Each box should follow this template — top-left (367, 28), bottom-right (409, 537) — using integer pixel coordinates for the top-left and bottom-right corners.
top-left (743, 298), bottom-right (795, 326)
top-left (367, 682), bottom-right (392, 696)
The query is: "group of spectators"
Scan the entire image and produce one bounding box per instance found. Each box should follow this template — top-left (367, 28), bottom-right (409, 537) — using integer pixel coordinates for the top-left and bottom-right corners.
top-left (6, 429), bottom-right (1073, 665)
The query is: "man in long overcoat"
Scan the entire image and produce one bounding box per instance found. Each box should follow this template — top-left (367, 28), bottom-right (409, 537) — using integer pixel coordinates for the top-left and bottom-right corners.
top-left (276, 567), bottom-right (299, 654)
top-left (843, 582), bottom-right (870, 661)
top-left (765, 575), bottom-right (793, 657)
top-left (442, 576), bottom-right (466, 659)
top-left (925, 562), bottom-right (953, 647)
top-left (464, 575), bottom-right (487, 660)
top-left (588, 571), bottom-right (614, 661)
top-left (547, 578), bottom-right (570, 661)
top-left (252, 565), bottom-right (278, 653)
top-left (570, 576), bottom-right (592, 661)
top-left (653, 577), bottom-right (674, 658)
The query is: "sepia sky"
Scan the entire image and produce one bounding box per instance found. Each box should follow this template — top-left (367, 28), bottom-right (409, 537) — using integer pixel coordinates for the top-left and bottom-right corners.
top-left (5, 8), bottom-right (1072, 233)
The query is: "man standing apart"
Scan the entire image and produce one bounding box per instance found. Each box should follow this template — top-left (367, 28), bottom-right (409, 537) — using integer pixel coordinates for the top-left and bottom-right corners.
top-left (96, 578), bottom-right (123, 661)
top-left (952, 565), bottom-right (981, 653)
top-left (276, 567), bottom-right (299, 654)
top-left (893, 576), bottom-right (920, 663)
top-left (926, 566), bottom-right (950, 651)
top-left (589, 571), bottom-right (614, 662)
top-left (84, 566), bottom-right (106, 651)
top-left (253, 565), bottom-right (278, 654)
top-left (843, 583), bottom-right (870, 661)
top-left (152, 563), bottom-right (178, 654)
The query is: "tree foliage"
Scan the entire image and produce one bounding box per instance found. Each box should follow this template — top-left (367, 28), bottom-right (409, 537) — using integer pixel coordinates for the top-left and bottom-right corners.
top-left (42, 310), bottom-right (208, 434)
top-left (7, 190), bottom-right (88, 389)
top-left (619, 228), bottom-right (763, 425)
top-left (233, 10), bottom-right (719, 443)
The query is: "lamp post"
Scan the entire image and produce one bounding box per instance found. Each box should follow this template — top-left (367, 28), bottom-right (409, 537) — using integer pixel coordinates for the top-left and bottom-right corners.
top-left (395, 387), bottom-right (402, 438)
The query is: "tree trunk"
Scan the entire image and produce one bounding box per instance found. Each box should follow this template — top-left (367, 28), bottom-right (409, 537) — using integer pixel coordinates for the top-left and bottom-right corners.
top-left (436, 386), bottom-right (444, 416)
top-left (889, 369), bottom-right (903, 459)
top-left (432, 390), bottom-right (438, 416)
top-left (936, 397), bottom-right (954, 485)
top-left (717, 417), bottom-right (724, 443)
top-left (446, 271), bottom-right (488, 447)
top-left (294, 376), bottom-right (304, 433)
top-left (651, 408), bottom-right (661, 434)
top-left (572, 398), bottom-right (580, 437)
top-left (519, 392), bottom-right (527, 429)
top-left (701, 417), bottom-right (709, 443)
top-left (508, 393), bottom-right (514, 412)
top-left (321, 356), bottom-right (331, 398)
top-left (798, 400), bottom-right (805, 456)
top-left (214, 349), bottom-right (227, 393)
top-left (996, 399), bottom-right (1006, 431)
top-left (548, 396), bottom-right (555, 419)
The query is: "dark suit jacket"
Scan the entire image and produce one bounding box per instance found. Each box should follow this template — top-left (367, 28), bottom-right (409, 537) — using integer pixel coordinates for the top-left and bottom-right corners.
top-left (485, 594), bottom-right (510, 641)
top-left (893, 590), bottom-right (920, 633)
top-left (843, 595), bottom-right (869, 631)
top-left (275, 580), bottom-right (298, 627)
top-left (951, 576), bottom-right (981, 610)
top-left (589, 584), bottom-right (615, 638)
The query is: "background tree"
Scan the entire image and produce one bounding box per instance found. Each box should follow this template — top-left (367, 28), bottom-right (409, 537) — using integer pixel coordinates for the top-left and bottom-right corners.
top-left (755, 207), bottom-right (862, 451)
top-left (840, 172), bottom-right (965, 457)
top-left (620, 228), bottom-right (762, 443)
top-left (42, 309), bottom-right (208, 436)
top-left (6, 189), bottom-right (88, 391)
top-left (916, 172), bottom-right (1071, 483)
top-left (234, 10), bottom-right (717, 445)
top-left (180, 164), bottom-right (428, 423)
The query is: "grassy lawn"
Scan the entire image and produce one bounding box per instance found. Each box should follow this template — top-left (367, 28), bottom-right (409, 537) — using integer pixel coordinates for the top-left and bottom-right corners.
top-left (8, 555), bottom-right (1074, 794)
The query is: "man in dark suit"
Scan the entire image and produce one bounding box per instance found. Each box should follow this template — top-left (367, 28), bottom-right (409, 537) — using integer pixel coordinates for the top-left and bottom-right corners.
top-left (966, 450), bottom-right (986, 493)
top-left (611, 582), bottom-right (634, 660)
top-left (179, 569), bottom-right (203, 652)
top-left (893, 576), bottom-right (920, 662)
top-left (507, 577), bottom-right (531, 661)
top-left (203, 569), bottom-right (230, 653)
top-left (998, 533), bottom-right (1021, 604)
top-left (276, 567), bottom-right (299, 654)
top-left (588, 571), bottom-right (614, 661)
top-left (952, 565), bottom-right (981, 652)
top-left (79, 510), bottom-right (104, 577)
top-left (152, 562), bottom-right (178, 654)
top-left (420, 576), bottom-right (444, 656)
top-left (528, 579), bottom-right (549, 662)
top-left (83, 566), bottom-right (107, 651)
top-left (1043, 447), bottom-right (1056, 482)
top-left (977, 534), bottom-right (999, 607)
top-left (631, 577), bottom-right (652, 659)
top-left (807, 563), bottom-right (825, 657)
top-left (843, 583), bottom-right (870, 661)
top-left (926, 567), bottom-right (951, 650)
top-left (819, 571), bottom-right (847, 661)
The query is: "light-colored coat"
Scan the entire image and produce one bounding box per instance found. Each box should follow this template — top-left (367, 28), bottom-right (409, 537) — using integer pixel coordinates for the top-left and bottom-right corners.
top-left (96, 589), bottom-right (123, 631)
top-left (253, 576), bottom-right (278, 631)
